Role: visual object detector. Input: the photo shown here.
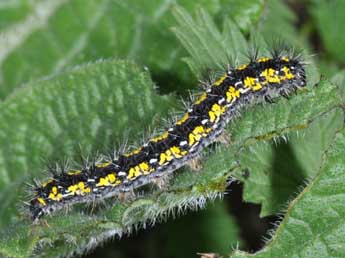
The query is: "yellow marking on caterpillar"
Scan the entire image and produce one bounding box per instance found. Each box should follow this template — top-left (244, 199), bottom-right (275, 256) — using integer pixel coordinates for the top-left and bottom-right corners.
top-left (37, 197), bottom-right (46, 206)
top-left (176, 113), bottom-right (189, 125)
top-left (261, 68), bottom-right (281, 83)
top-left (128, 166), bottom-right (142, 179)
top-left (281, 56), bottom-right (289, 62)
top-left (96, 162), bottom-right (112, 168)
top-left (67, 170), bottom-right (81, 175)
top-left (124, 147), bottom-right (142, 157)
top-left (257, 57), bottom-right (270, 62)
top-left (195, 92), bottom-right (207, 105)
top-left (78, 182), bottom-right (85, 190)
top-left (150, 131), bottom-right (169, 142)
top-left (139, 162), bottom-right (149, 173)
top-left (188, 126), bottom-right (212, 146)
top-left (209, 113), bottom-right (215, 123)
top-left (159, 149), bottom-right (174, 165)
top-left (226, 86), bottom-right (240, 103)
top-left (237, 64), bottom-right (248, 70)
top-left (170, 146), bottom-right (188, 158)
top-left (108, 173), bottom-right (116, 183)
top-left (49, 186), bottom-right (63, 201)
top-left (96, 173), bottom-right (121, 187)
top-left (67, 182), bottom-right (91, 195)
top-left (281, 66), bottom-right (295, 79)
top-left (128, 162), bottom-right (154, 179)
top-left (52, 186), bottom-right (57, 195)
top-left (42, 179), bottom-right (53, 187)
top-left (244, 77), bottom-right (262, 91)
top-left (96, 178), bottom-right (108, 187)
top-left (78, 182), bottom-right (91, 194)
top-left (214, 74), bottom-right (227, 86)
top-left (68, 184), bottom-right (78, 194)
top-left (158, 146), bottom-right (188, 165)
top-left (48, 193), bottom-right (62, 201)
top-left (208, 104), bottom-right (226, 123)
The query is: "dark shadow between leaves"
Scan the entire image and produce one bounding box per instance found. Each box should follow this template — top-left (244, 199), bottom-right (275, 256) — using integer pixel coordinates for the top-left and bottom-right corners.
top-left (270, 140), bottom-right (307, 212)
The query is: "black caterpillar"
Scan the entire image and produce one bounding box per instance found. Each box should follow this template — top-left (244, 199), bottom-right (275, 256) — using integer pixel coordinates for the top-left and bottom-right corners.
top-left (29, 52), bottom-right (306, 221)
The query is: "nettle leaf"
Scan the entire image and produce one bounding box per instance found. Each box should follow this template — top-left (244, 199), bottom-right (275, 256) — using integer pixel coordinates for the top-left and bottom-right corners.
top-left (230, 127), bottom-right (345, 258)
top-left (234, 108), bottom-right (344, 216)
top-left (218, 0), bottom-right (265, 33)
top-left (1, 3), bottom-right (344, 258)
top-left (172, 4), bottom-right (319, 84)
top-left (0, 1), bottom-right (34, 30)
top-left (172, 6), bottom-right (248, 79)
top-left (311, 0), bottom-right (345, 63)
top-left (259, 0), bottom-right (299, 45)
top-left (0, 0), bottom-right (265, 100)
top-left (331, 70), bottom-right (345, 103)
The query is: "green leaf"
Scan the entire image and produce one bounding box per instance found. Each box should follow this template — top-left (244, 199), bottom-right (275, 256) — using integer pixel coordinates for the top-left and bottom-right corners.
top-left (172, 3), bottom-right (320, 87)
top-left (230, 127), bottom-right (345, 258)
top-left (1, 3), bottom-right (345, 258)
top-left (235, 108), bottom-right (344, 216)
top-left (311, 0), bottom-right (345, 63)
top-left (172, 6), bottom-right (248, 79)
top-left (331, 70), bottom-right (345, 102)
top-left (218, 0), bottom-right (265, 33)
top-left (0, 1), bottom-right (34, 30)
top-left (0, 0), bottom-right (265, 99)
top-left (259, 0), bottom-right (299, 44)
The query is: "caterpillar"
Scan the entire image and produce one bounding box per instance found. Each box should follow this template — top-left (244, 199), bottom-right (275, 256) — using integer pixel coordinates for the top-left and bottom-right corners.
top-left (28, 51), bottom-right (306, 222)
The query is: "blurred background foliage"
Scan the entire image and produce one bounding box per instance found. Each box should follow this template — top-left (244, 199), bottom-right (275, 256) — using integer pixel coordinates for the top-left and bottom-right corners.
top-left (0, 0), bottom-right (345, 257)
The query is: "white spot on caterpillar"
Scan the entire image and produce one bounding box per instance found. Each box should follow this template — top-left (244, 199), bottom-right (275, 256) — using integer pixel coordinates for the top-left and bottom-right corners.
top-left (235, 81), bottom-right (242, 87)
top-left (180, 141), bottom-right (188, 146)
top-left (239, 88), bottom-right (250, 93)
top-left (149, 158), bottom-right (158, 164)
top-left (218, 98), bottom-right (225, 104)
top-left (201, 119), bottom-right (208, 125)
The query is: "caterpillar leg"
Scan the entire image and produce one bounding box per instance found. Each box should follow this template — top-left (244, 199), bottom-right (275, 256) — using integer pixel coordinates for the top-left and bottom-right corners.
top-left (41, 219), bottom-right (50, 227)
top-left (187, 157), bottom-right (203, 171)
top-left (215, 132), bottom-right (231, 146)
top-left (151, 174), bottom-right (173, 189)
top-left (118, 190), bottom-right (136, 202)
